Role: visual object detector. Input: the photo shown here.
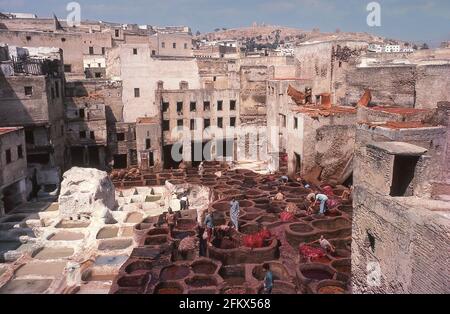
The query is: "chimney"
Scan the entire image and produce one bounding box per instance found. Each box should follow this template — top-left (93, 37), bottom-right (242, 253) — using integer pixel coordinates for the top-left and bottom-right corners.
top-left (321, 93), bottom-right (332, 108)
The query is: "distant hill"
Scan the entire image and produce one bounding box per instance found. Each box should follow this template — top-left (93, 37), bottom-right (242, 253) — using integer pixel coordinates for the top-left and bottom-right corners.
top-left (196, 25), bottom-right (396, 46)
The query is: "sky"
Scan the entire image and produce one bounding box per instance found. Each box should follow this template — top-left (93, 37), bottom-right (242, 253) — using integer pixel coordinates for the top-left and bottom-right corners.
top-left (0, 0), bottom-right (449, 45)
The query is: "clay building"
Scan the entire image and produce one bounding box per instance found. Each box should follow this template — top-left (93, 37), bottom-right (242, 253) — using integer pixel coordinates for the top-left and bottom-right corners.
top-left (156, 84), bottom-right (240, 168)
top-left (266, 78), bottom-right (356, 183)
top-left (0, 127), bottom-right (27, 215)
top-left (0, 45), bottom-right (66, 173)
top-left (352, 102), bottom-right (450, 293)
top-left (135, 117), bottom-right (162, 171)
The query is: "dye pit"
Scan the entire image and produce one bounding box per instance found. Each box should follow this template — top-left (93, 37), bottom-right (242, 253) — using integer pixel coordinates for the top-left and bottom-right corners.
top-left (108, 160), bottom-right (353, 295)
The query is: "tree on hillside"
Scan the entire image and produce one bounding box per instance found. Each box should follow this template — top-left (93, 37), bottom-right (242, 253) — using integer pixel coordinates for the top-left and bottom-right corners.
top-left (214, 28), bottom-right (220, 32)
top-left (421, 43), bottom-right (429, 50)
top-left (196, 31), bottom-right (201, 36)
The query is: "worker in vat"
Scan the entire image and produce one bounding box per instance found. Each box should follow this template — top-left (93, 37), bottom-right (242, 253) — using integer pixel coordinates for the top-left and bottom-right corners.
top-left (319, 235), bottom-right (335, 253)
top-left (204, 209), bottom-right (214, 246)
top-left (229, 198), bottom-right (240, 231)
top-left (341, 185), bottom-right (354, 202)
top-left (180, 192), bottom-right (189, 211)
top-left (307, 192), bottom-right (329, 216)
top-left (165, 207), bottom-right (177, 236)
top-left (262, 263), bottom-right (273, 294)
top-left (198, 161), bottom-right (205, 176)
top-left (279, 175), bottom-right (289, 185)
top-left (271, 191), bottom-right (284, 201)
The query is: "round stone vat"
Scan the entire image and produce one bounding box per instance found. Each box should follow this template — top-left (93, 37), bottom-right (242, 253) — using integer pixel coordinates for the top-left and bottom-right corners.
top-left (147, 227), bottom-right (169, 236)
top-left (252, 262), bottom-right (290, 282)
top-left (117, 274), bottom-right (150, 287)
top-left (239, 223), bottom-right (262, 235)
top-left (171, 230), bottom-right (196, 241)
top-left (219, 264), bottom-right (246, 286)
top-left (125, 260), bottom-right (153, 275)
top-left (256, 215), bottom-right (278, 224)
top-left (285, 223), bottom-right (318, 249)
top-left (98, 238), bottom-right (133, 251)
top-left (95, 255), bottom-right (129, 266)
top-left (32, 247), bottom-right (74, 260)
top-left (297, 263), bottom-right (335, 285)
top-left (243, 207), bottom-right (264, 215)
top-left (167, 179), bottom-right (185, 185)
top-left (154, 281), bottom-right (185, 294)
top-left (191, 259), bottom-right (219, 275)
top-left (315, 280), bottom-right (347, 294)
top-left (48, 231), bottom-right (84, 241)
top-left (240, 213), bottom-right (261, 222)
top-left (185, 275), bottom-right (218, 288)
top-left (144, 235), bottom-right (168, 246)
top-left (55, 219), bottom-right (90, 229)
top-left (239, 200), bottom-right (255, 208)
top-left (82, 268), bottom-right (116, 282)
top-left (253, 198), bottom-right (270, 205)
top-left (96, 226), bottom-right (119, 239)
top-left (125, 212), bottom-right (144, 224)
top-left (160, 264), bottom-right (191, 281)
top-left (176, 218), bottom-right (197, 231)
top-left (311, 217), bottom-right (351, 231)
top-left (212, 237), bottom-right (240, 250)
top-left (209, 239), bottom-right (280, 265)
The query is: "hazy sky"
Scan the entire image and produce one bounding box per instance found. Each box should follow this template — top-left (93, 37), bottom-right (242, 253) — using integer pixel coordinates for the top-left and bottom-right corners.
top-left (1, 0), bottom-right (449, 45)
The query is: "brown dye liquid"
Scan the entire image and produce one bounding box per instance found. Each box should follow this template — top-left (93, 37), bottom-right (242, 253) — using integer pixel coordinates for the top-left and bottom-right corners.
top-left (302, 269), bottom-right (333, 280)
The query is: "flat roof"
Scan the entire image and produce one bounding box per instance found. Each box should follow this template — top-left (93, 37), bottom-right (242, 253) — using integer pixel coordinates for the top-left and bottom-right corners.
top-left (361, 121), bottom-right (435, 130)
top-left (0, 127), bottom-right (22, 135)
top-left (369, 106), bottom-right (430, 115)
top-left (136, 117), bottom-right (158, 124)
top-left (368, 141), bottom-right (428, 156)
top-left (291, 105), bottom-right (357, 116)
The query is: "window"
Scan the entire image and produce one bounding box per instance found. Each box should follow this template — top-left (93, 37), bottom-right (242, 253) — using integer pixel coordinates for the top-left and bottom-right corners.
top-left (294, 117), bottom-right (298, 129)
top-left (184, 43), bottom-right (188, 49)
top-left (162, 102), bottom-right (170, 112)
top-left (90, 131), bottom-right (95, 140)
top-left (190, 102), bottom-right (196, 112)
top-left (134, 88), bottom-right (140, 98)
top-left (116, 133), bottom-right (125, 141)
top-left (51, 87), bottom-right (55, 100)
top-left (25, 130), bottom-right (34, 145)
top-left (26, 36), bottom-right (31, 41)
top-left (5, 149), bottom-right (11, 164)
top-left (133, 48), bottom-right (138, 55)
top-left (24, 86), bottom-right (33, 96)
top-left (177, 102), bottom-right (183, 113)
top-left (217, 100), bottom-right (223, 111)
top-left (61, 37), bottom-right (66, 42)
top-left (190, 119), bottom-right (196, 130)
top-left (213, 76), bottom-right (217, 82)
top-left (97, 63), bottom-right (101, 68)
top-left (177, 119), bottom-right (184, 128)
top-left (390, 155), bottom-right (419, 197)
top-left (102, 47), bottom-right (106, 55)
top-left (87, 64), bottom-right (91, 68)
top-left (230, 117), bottom-right (236, 127)
top-left (173, 42), bottom-right (176, 49)
top-left (115, 29), bottom-right (120, 37)
top-left (152, 50), bottom-right (156, 56)
top-left (89, 46), bottom-right (94, 55)
top-left (218, 117), bottom-right (223, 128)
top-left (95, 72), bottom-right (102, 78)
top-left (204, 119), bottom-right (211, 129)
top-left (64, 64), bottom-right (72, 73)
top-left (79, 131), bottom-right (86, 139)
top-left (203, 101), bottom-right (210, 111)
top-left (17, 145), bottom-right (23, 159)
top-left (145, 139), bottom-right (151, 149)
top-left (162, 120), bottom-right (170, 131)
top-left (79, 108), bottom-right (85, 118)
top-left (230, 100), bottom-right (236, 111)
top-left (55, 81), bottom-right (60, 98)
top-left (162, 42), bottom-right (165, 48)
top-left (280, 114), bottom-right (287, 128)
